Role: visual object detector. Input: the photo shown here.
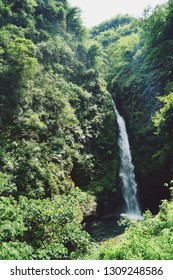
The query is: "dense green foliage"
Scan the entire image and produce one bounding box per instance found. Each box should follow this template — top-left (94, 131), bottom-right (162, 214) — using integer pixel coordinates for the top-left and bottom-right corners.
top-left (1, 0), bottom-right (173, 260)
top-left (0, 189), bottom-right (91, 259)
top-left (0, 0), bottom-right (117, 259)
top-left (0, 0), bottom-right (117, 198)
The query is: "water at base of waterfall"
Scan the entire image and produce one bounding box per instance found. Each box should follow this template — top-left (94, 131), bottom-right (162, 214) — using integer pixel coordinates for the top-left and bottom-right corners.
top-left (87, 215), bottom-right (126, 242)
top-left (112, 99), bottom-right (142, 219)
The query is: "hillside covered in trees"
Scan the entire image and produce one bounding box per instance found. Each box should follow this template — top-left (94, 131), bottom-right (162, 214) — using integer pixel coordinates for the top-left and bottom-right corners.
top-left (0, 0), bottom-right (173, 260)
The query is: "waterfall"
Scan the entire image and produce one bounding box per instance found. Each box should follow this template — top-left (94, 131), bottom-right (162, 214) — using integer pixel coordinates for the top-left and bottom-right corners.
top-left (112, 99), bottom-right (142, 219)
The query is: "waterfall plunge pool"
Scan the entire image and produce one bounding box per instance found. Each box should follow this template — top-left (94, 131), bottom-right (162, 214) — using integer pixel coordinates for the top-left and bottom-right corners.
top-left (87, 214), bottom-right (126, 242)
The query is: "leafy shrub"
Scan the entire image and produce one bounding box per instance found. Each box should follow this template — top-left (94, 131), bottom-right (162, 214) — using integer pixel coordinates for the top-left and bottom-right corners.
top-left (0, 242), bottom-right (33, 260)
top-left (0, 172), bottom-right (16, 196)
top-left (0, 189), bottom-right (91, 260)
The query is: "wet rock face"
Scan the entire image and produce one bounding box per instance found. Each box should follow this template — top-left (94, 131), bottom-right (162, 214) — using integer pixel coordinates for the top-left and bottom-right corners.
top-left (81, 187), bottom-right (124, 232)
top-left (96, 189), bottom-right (123, 218)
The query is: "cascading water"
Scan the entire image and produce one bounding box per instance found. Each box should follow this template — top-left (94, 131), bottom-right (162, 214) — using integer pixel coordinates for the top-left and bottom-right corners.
top-left (112, 99), bottom-right (142, 219)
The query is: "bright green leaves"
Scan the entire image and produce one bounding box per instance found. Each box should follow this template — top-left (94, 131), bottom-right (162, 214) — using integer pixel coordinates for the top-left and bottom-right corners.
top-left (152, 92), bottom-right (173, 173)
top-left (0, 190), bottom-right (91, 260)
top-left (3, 140), bottom-right (48, 198)
top-left (8, 37), bottom-right (36, 59)
top-left (0, 46), bottom-right (4, 58)
top-left (110, 33), bottom-right (139, 64)
top-left (0, 241), bottom-right (33, 260)
top-left (66, 6), bottom-right (85, 38)
top-left (21, 112), bottom-right (47, 131)
top-left (153, 92), bottom-right (173, 137)
top-left (0, 1), bottom-right (13, 27)
top-left (0, 196), bottom-right (26, 242)
top-left (0, 0), bottom-right (37, 28)
top-left (87, 41), bottom-right (105, 72)
top-left (91, 15), bottom-right (133, 37)
top-left (35, 243), bottom-right (68, 260)
top-left (0, 45), bottom-right (6, 75)
top-left (0, 34), bottom-right (38, 116)
top-left (9, 0), bottom-right (37, 13)
top-left (142, 3), bottom-right (168, 48)
top-left (3, 139), bottom-right (75, 199)
top-left (7, 37), bottom-right (37, 80)
top-left (0, 172), bottom-right (16, 196)
top-left (108, 33), bottom-right (140, 81)
top-left (91, 15), bottom-right (140, 84)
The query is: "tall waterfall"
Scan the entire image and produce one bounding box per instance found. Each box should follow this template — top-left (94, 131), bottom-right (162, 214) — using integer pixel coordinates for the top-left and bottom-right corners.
top-left (112, 100), bottom-right (141, 218)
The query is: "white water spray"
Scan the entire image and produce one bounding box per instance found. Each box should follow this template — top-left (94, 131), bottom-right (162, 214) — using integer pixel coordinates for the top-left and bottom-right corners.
top-left (112, 99), bottom-right (141, 219)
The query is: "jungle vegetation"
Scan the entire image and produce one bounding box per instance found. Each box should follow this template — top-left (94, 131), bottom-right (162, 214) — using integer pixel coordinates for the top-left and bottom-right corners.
top-left (0, 0), bottom-right (173, 259)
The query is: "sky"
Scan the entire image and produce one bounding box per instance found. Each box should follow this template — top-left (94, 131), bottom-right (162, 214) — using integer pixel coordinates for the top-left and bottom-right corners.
top-left (68, 0), bottom-right (168, 27)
